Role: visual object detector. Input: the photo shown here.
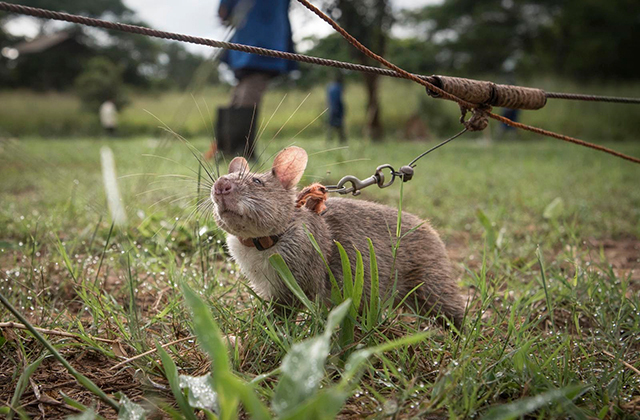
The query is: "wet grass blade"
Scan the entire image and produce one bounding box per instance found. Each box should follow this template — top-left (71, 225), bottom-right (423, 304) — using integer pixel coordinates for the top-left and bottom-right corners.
top-left (182, 284), bottom-right (270, 420)
top-left (181, 284), bottom-right (236, 418)
top-left (179, 373), bottom-right (218, 415)
top-left (272, 301), bottom-right (350, 417)
top-left (0, 291), bottom-right (120, 410)
top-left (481, 385), bottom-right (588, 420)
top-left (60, 392), bottom-right (107, 420)
top-left (118, 394), bottom-right (146, 419)
top-left (306, 230), bottom-right (342, 303)
top-left (220, 372), bottom-right (271, 420)
top-left (352, 249), bottom-right (364, 319)
top-left (56, 237), bottom-right (77, 282)
top-left (66, 408), bottom-right (98, 420)
top-left (335, 242), bottom-right (355, 346)
top-left (341, 332), bottom-right (431, 384)
top-left (536, 246), bottom-right (555, 331)
top-left (8, 354), bottom-right (46, 420)
top-left (269, 253), bottom-right (315, 312)
top-left (157, 343), bottom-right (198, 420)
top-left (278, 388), bottom-right (348, 420)
top-left (336, 242), bottom-right (353, 309)
top-left (94, 221), bottom-right (114, 287)
top-left (367, 238), bottom-right (380, 330)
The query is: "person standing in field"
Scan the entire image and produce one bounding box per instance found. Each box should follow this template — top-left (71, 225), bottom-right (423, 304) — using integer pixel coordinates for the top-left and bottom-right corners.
top-left (208, 0), bottom-right (297, 160)
top-left (326, 71), bottom-right (346, 143)
top-left (99, 99), bottom-right (118, 136)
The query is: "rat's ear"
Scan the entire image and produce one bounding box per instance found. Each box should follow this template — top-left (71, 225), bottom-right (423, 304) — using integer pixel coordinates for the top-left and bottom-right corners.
top-left (272, 146), bottom-right (308, 189)
top-left (228, 157), bottom-right (249, 174)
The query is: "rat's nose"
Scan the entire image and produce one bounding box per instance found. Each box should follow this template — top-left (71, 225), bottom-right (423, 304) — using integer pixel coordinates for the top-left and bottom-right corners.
top-left (214, 177), bottom-right (234, 195)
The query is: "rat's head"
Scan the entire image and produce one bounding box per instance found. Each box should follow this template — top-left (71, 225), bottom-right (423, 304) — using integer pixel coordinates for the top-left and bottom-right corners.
top-left (211, 147), bottom-right (308, 238)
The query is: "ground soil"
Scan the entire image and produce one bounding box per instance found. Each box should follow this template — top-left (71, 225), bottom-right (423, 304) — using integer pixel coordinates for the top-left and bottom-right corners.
top-left (1, 235), bottom-right (638, 418)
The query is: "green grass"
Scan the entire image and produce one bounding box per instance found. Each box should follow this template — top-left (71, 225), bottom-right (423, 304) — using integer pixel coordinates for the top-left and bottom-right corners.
top-left (1, 76), bottom-right (640, 141)
top-left (0, 132), bottom-right (639, 418)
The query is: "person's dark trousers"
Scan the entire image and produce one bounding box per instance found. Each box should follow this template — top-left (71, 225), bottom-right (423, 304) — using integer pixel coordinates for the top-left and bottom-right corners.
top-left (216, 107), bottom-right (258, 160)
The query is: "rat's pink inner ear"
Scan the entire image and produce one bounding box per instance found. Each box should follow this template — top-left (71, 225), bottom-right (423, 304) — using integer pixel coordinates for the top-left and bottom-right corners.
top-left (229, 157), bottom-right (249, 174)
top-left (272, 146), bottom-right (308, 189)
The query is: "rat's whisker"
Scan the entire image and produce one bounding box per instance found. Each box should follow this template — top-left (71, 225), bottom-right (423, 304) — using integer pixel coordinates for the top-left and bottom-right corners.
top-left (250, 93), bottom-right (312, 174)
top-left (148, 191), bottom-right (201, 209)
top-left (184, 199), bottom-right (213, 224)
top-left (271, 92), bottom-right (311, 142)
top-left (289, 107), bottom-right (327, 142)
top-left (256, 94), bottom-right (287, 143)
top-left (141, 154), bottom-right (202, 178)
top-left (119, 172), bottom-right (198, 181)
top-left (242, 105), bottom-right (259, 171)
top-left (308, 145), bottom-right (350, 155)
top-left (148, 111), bottom-right (217, 183)
top-left (311, 158), bottom-right (371, 168)
top-left (192, 94), bottom-right (217, 148)
top-left (201, 97), bottom-right (220, 178)
top-left (158, 126), bottom-right (218, 184)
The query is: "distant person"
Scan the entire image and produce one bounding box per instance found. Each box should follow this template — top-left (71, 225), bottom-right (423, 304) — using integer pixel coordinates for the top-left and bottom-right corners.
top-left (326, 72), bottom-right (346, 143)
top-left (210, 0), bottom-right (297, 160)
top-left (498, 73), bottom-right (519, 139)
top-left (99, 99), bottom-right (118, 136)
top-left (501, 108), bottom-right (520, 131)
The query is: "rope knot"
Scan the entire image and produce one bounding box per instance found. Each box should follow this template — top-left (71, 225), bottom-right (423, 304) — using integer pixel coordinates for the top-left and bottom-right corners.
top-left (459, 104), bottom-right (492, 131)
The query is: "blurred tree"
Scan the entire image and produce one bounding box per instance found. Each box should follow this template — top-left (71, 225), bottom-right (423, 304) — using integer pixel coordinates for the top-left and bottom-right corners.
top-left (1, 0), bottom-right (133, 34)
top-left (297, 33), bottom-right (352, 88)
top-left (322, 0), bottom-right (393, 140)
top-left (8, 29), bottom-right (92, 90)
top-left (0, 1), bottom-right (213, 91)
top-left (161, 43), bottom-right (218, 90)
top-left (532, 0), bottom-right (640, 80)
top-left (385, 37), bottom-right (439, 76)
top-left (74, 56), bottom-right (129, 111)
top-left (401, 0), bottom-right (640, 81)
top-left (401, 0), bottom-right (543, 76)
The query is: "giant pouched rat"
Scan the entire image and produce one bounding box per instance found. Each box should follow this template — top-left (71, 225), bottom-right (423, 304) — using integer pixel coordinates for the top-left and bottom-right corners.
top-left (211, 146), bottom-right (466, 327)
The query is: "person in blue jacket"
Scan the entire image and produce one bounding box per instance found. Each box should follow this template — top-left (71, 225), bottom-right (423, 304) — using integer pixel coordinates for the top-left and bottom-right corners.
top-left (326, 71), bottom-right (346, 143)
top-left (213, 0), bottom-right (297, 159)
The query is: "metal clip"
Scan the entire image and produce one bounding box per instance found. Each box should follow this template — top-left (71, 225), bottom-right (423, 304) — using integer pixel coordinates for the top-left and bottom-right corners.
top-left (326, 164), bottom-right (398, 196)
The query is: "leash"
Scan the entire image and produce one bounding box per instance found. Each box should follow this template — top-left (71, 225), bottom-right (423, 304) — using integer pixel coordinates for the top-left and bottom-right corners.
top-left (325, 129), bottom-right (468, 196)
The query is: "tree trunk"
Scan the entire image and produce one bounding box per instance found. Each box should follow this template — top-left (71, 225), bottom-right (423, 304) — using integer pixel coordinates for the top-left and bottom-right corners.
top-left (363, 72), bottom-right (382, 141)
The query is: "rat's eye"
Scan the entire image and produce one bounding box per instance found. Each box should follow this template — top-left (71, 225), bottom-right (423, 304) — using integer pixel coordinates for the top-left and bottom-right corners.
top-left (252, 177), bottom-right (264, 186)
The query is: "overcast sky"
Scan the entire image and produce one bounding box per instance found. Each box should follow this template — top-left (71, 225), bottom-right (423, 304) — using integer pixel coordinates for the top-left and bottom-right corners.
top-left (6, 0), bottom-right (439, 54)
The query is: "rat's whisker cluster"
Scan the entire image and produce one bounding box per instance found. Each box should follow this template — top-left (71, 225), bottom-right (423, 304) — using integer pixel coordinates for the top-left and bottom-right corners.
top-left (249, 94), bottom-right (289, 173)
top-left (157, 125), bottom-right (217, 184)
top-left (241, 105), bottom-right (259, 165)
top-left (191, 94), bottom-right (217, 159)
top-left (308, 145), bottom-right (350, 156)
top-left (288, 107), bottom-right (327, 142)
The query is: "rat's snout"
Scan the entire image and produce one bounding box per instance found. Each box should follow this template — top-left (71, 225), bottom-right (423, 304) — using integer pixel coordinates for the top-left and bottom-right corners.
top-left (214, 177), bottom-right (235, 196)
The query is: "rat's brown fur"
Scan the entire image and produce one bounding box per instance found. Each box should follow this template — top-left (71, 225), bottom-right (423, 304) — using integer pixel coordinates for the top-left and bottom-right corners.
top-left (211, 147), bottom-right (466, 327)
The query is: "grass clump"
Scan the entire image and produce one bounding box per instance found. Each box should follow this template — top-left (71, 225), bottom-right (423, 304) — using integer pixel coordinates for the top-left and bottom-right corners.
top-left (0, 134), bottom-right (639, 418)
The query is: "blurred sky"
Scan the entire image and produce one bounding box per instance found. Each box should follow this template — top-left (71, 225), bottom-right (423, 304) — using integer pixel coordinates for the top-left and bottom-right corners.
top-left (6, 0), bottom-right (440, 54)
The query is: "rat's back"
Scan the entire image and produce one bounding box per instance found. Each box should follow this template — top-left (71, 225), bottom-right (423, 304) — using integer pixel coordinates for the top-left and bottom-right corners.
top-left (323, 197), bottom-right (465, 327)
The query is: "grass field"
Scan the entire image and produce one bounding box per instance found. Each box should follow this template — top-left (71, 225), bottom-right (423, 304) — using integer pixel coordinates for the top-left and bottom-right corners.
top-left (1, 77), bottom-right (640, 141)
top-left (1, 130), bottom-right (639, 418)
